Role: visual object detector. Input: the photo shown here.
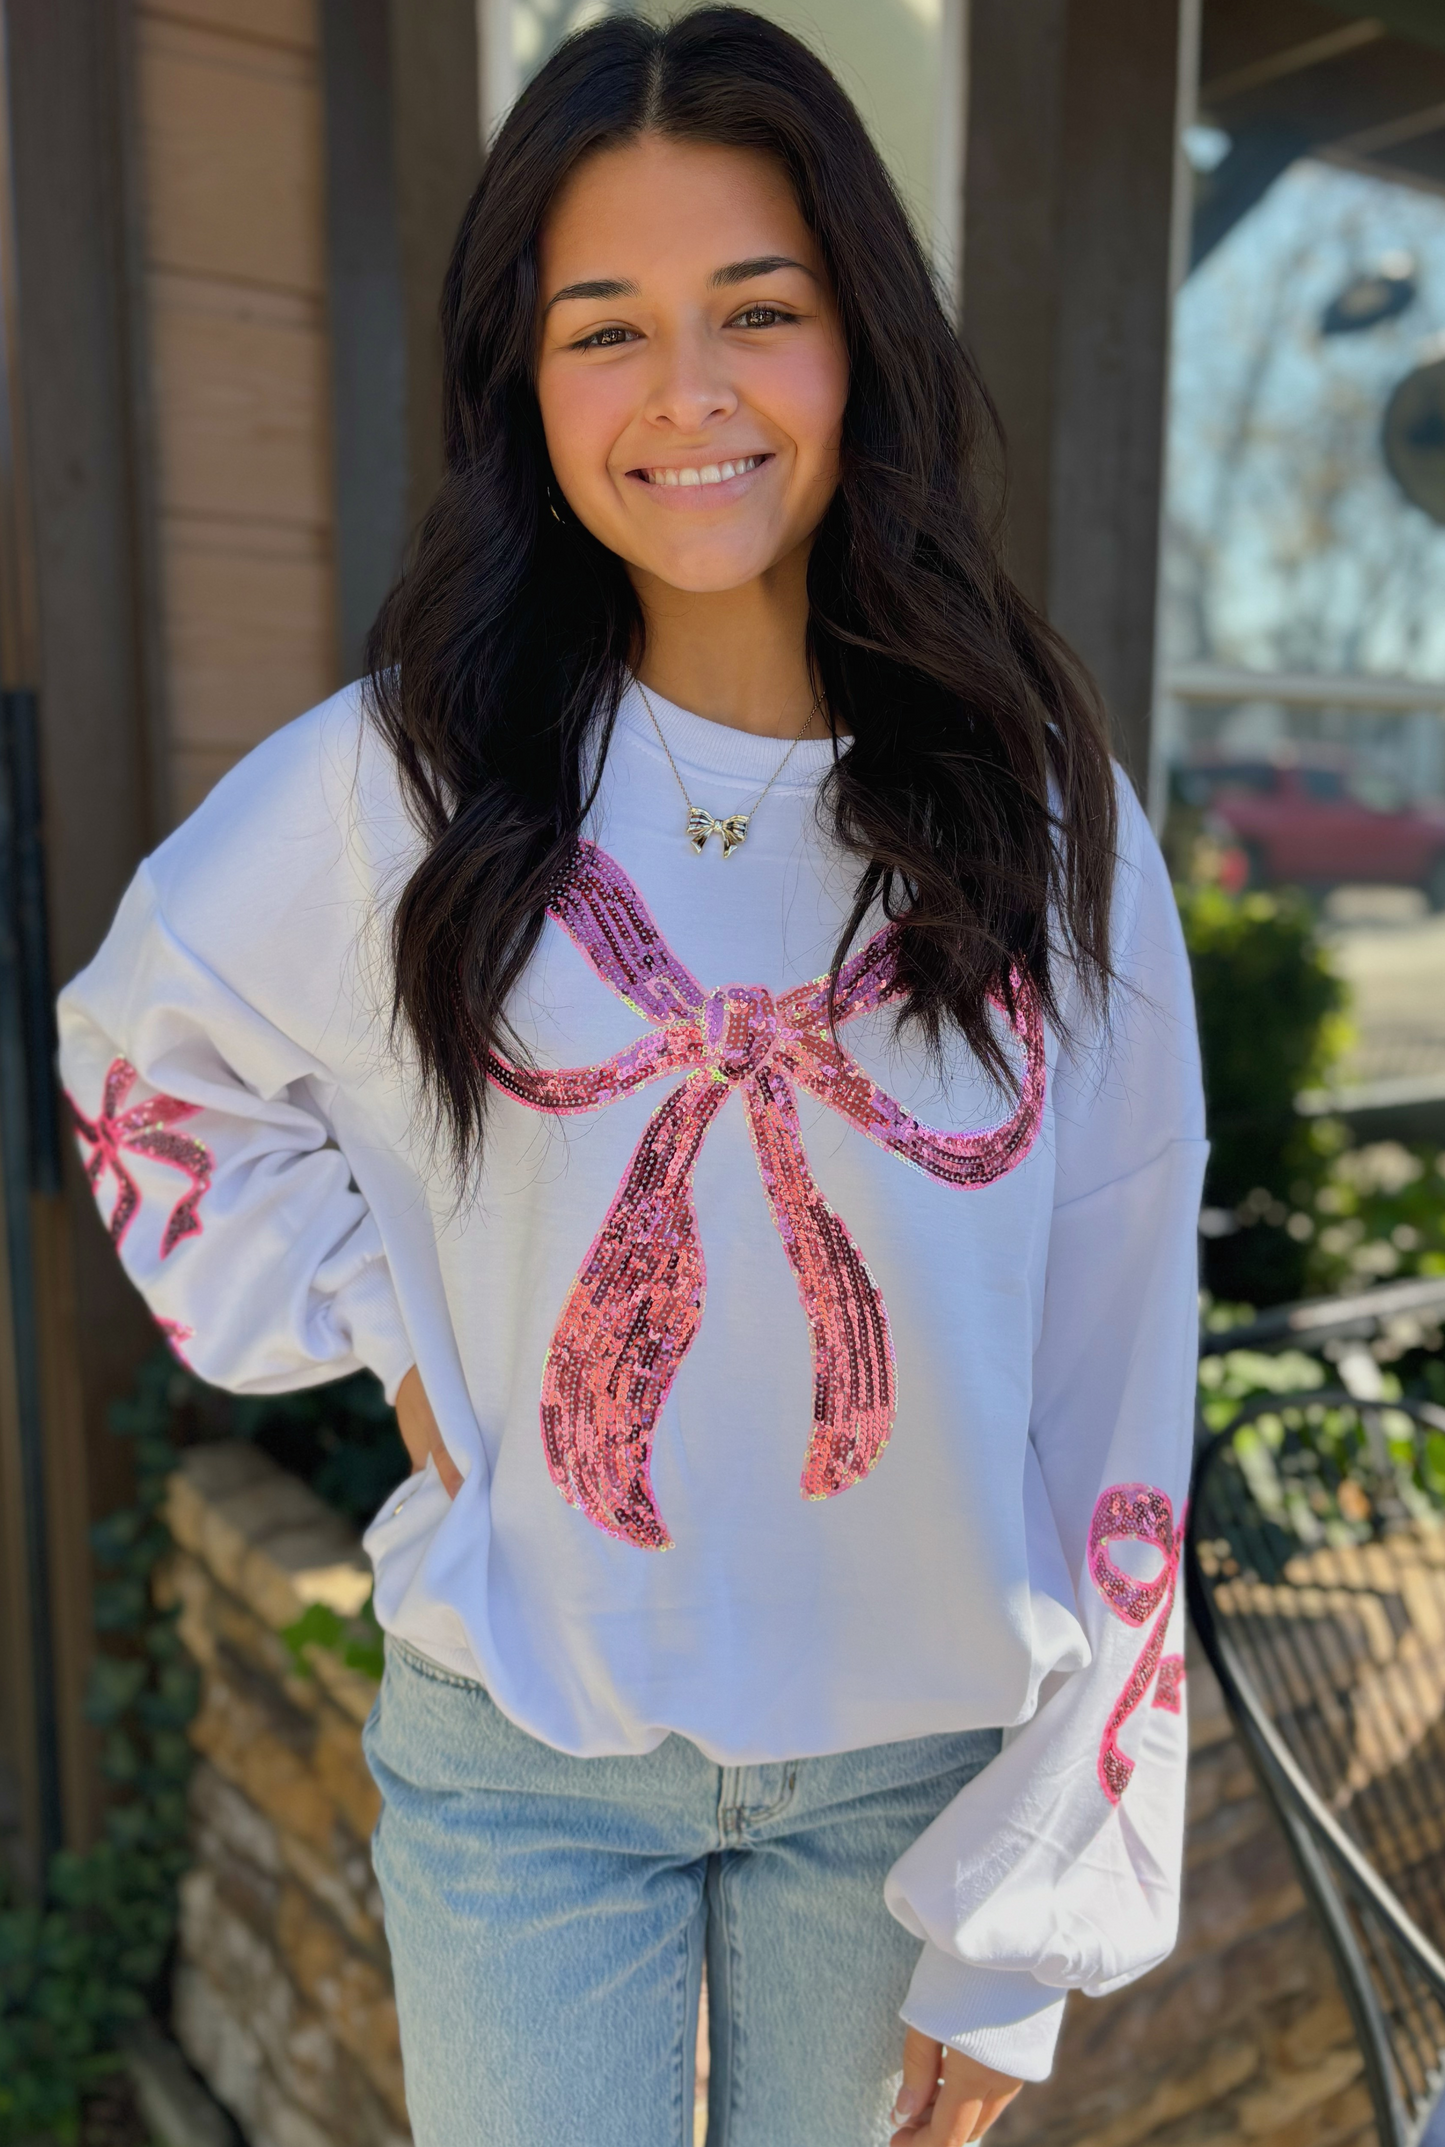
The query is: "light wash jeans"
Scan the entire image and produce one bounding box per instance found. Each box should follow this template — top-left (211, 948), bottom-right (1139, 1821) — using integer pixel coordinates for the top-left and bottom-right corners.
top-left (362, 1636), bottom-right (1003, 2147)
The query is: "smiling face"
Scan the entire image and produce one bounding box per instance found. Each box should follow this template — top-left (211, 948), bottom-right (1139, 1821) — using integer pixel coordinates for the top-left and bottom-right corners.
top-left (535, 135), bottom-right (849, 597)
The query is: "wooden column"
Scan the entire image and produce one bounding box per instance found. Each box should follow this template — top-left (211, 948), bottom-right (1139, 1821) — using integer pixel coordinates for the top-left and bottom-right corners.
top-left (961, 0), bottom-right (1200, 790)
top-left (0, 0), bottom-right (159, 1870)
top-left (0, 0), bottom-right (482, 1874)
top-left (320, 0), bottom-right (406, 681)
top-left (321, 0), bottom-right (479, 678)
top-left (387, 0), bottom-right (480, 537)
top-left (131, 0), bottom-right (340, 823)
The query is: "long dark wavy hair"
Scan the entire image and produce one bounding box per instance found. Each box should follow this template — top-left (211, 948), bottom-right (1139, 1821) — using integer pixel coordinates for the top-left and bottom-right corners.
top-left (367, 5), bottom-right (1118, 1177)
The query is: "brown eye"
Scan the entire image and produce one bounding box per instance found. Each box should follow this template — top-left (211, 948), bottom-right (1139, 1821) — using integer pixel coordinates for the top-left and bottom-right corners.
top-left (732, 305), bottom-right (794, 329)
top-left (574, 325), bottom-right (639, 350)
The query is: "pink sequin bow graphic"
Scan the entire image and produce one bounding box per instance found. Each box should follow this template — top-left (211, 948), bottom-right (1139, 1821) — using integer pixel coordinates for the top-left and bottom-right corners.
top-left (1088, 1482), bottom-right (1188, 1804)
top-left (69, 1057), bottom-right (213, 1257)
top-left (489, 842), bottom-right (1046, 1551)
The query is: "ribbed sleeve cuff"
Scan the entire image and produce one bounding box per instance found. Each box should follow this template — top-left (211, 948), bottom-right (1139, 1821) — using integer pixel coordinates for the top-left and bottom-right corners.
top-left (337, 1259), bottom-right (413, 1403)
top-left (901, 1947), bottom-right (1068, 2083)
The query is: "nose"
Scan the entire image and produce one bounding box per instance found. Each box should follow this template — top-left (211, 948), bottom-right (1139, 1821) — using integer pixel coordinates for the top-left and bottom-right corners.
top-left (643, 322), bottom-right (738, 433)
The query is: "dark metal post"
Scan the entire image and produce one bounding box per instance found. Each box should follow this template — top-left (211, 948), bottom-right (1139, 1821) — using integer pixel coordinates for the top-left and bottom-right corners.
top-left (0, 686), bottom-right (60, 1864)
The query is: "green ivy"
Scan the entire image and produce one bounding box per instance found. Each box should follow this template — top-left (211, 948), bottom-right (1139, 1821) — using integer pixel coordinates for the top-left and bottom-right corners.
top-left (0, 1355), bottom-right (197, 2144)
top-left (282, 1596), bottom-right (386, 1685)
top-left (224, 1372), bottom-right (408, 1527)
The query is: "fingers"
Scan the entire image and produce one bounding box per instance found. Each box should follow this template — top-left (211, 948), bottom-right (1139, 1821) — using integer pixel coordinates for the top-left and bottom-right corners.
top-left (892, 2027), bottom-right (943, 2132)
top-left (430, 1427), bottom-right (464, 1500)
top-left (891, 2041), bottom-right (1024, 2147)
top-left (394, 1366), bottom-right (464, 1501)
top-left (394, 1366), bottom-right (431, 1470)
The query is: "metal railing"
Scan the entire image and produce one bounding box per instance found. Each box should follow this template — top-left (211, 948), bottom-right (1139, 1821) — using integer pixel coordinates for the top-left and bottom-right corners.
top-left (1188, 1289), bottom-right (1445, 2147)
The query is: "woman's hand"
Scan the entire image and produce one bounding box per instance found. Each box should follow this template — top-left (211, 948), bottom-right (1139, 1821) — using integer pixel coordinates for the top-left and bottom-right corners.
top-left (394, 1367), bottom-right (463, 1500)
top-left (891, 2031), bottom-right (1022, 2145)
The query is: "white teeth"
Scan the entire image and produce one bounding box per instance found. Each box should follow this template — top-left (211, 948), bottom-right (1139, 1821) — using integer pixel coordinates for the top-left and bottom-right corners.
top-left (643, 455), bottom-right (762, 487)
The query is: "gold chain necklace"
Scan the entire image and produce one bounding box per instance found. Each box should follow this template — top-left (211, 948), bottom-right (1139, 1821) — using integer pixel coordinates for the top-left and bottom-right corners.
top-left (634, 680), bottom-right (821, 859)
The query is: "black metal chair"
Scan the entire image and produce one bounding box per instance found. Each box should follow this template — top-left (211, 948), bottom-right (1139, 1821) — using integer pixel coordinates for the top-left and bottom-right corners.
top-left (1187, 1284), bottom-right (1445, 2147)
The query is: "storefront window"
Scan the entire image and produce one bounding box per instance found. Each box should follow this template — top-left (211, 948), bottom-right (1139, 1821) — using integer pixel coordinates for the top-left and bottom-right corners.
top-left (1160, 156), bottom-right (1445, 1240)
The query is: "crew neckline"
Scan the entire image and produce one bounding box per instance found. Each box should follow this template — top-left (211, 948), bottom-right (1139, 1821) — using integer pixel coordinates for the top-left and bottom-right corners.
top-left (616, 680), bottom-right (838, 792)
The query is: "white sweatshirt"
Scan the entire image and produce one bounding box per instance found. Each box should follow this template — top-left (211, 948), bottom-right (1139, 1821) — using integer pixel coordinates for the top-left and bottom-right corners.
top-left (58, 681), bottom-right (1205, 2081)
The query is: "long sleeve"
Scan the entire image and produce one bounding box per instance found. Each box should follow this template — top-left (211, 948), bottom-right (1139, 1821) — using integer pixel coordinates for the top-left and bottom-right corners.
top-left (884, 781), bottom-right (1208, 2082)
top-left (57, 859), bottom-right (414, 1401)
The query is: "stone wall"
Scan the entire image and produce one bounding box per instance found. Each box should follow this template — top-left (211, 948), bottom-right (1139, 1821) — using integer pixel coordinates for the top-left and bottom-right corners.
top-left (161, 1442), bottom-right (1376, 2147)
top-left (160, 1444), bottom-right (407, 2147)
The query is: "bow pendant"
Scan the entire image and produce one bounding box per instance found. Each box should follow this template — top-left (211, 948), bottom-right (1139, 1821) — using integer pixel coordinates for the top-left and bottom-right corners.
top-left (686, 805), bottom-right (750, 858)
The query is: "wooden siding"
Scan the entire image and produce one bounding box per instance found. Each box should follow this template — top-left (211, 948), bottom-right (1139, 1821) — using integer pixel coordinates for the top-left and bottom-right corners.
top-left (134, 0), bottom-right (337, 823)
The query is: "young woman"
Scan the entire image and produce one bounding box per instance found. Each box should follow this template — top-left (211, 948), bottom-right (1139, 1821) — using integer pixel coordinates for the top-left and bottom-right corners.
top-left (59, 11), bottom-right (1205, 2144)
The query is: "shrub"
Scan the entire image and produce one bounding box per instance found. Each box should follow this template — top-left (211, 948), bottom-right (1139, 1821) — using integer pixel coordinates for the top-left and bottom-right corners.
top-left (1306, 1140), bottom-right (1445, 1286)
top-left (1179, 883), bottom-right (1351, 1304)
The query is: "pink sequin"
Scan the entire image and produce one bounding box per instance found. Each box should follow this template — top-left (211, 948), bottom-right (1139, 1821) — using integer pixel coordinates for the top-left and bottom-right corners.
top-left (1088, 1483), bottom-right (1186, 1803)
top-left (490, 842), bottom-right (1046, 1549)
top-left (1153, 1653), bottom-right (1186, 1714)
top-left (68, 1058), bottom-right (214, 1257)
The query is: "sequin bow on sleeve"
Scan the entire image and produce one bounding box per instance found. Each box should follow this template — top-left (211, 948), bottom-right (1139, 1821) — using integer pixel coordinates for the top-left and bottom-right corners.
top-left (1087, 1483), bottom-right (1188, 1803)
top-left (489, 843), bottom-right (1046, 1551)
top-left (68, 1056), bottom-right (213, 1257)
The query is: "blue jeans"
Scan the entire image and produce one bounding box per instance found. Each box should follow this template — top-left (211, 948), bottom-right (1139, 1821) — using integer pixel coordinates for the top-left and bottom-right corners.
top-left (362, 1638), bottom-right (1003, 2147)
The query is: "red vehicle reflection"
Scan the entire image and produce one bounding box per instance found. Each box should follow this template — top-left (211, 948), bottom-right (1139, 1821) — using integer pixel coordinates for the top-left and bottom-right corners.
top-left (1174, 746), bottom-right (1445, 908)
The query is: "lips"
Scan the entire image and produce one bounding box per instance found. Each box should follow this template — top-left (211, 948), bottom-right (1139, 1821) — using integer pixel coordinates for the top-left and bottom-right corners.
top-left (634, 454), bottom-right (769, 488)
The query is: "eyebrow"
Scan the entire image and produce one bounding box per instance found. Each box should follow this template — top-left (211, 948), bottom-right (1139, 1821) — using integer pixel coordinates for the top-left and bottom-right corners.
top-left (544, 276), bottom-right (638, 313)
top-left (709, 255), bottom-right (813, 287)
top-left (544, 256), bottom-right (814, 313)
